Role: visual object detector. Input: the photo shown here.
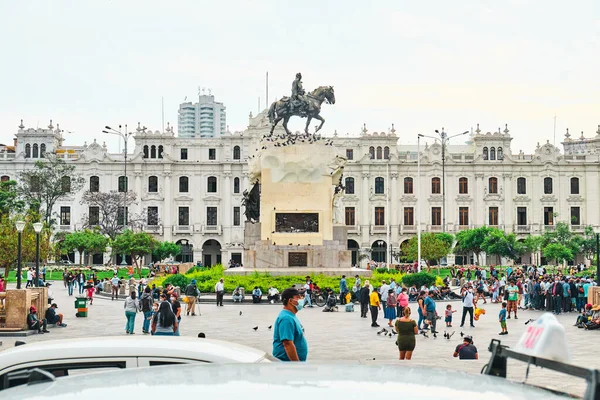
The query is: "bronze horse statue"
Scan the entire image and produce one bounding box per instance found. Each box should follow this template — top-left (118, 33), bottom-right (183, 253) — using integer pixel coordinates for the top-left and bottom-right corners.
top-left (268, 86), bottom-right (335, 135)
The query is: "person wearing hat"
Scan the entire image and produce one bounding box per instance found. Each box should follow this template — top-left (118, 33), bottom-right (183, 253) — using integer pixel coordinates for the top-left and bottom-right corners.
top-left (453, 335), bottom-right (478, 360)
top-left (384, 288), bottom-right (397, 327)
top-left (27, 306), bottom-right (49, 333)
top-left (45, 303), bottom-right (66, 327)
top-left (184, 279), bottom-right (200, 316)
top-left (45, 282), bottom-right (54, 305)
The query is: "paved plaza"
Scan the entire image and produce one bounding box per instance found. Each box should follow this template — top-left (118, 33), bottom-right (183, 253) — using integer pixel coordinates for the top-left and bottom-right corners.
top-left (1, 283), bottom-right (597, 396)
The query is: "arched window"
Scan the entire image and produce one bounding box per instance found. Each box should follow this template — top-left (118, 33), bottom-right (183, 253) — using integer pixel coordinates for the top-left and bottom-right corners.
top-left (40, 143), bottom-right (46, 158)
top-left (497, 147), bottom-right (503, 160)
top-left (150, 145), bottom-right (156, 159)
top-left (375, 177), bottom-right (384, 194)
top-left (118, 176), bottom-right (128, 192)
top-left (233, 177), bottom-right (240, 193)
top-left (490, 147), bottom-right (496, 160)
top-left (431, 177), bottom-right (441, 194)
top-left (32, 143), bottom-right (38, 158)
top-left (233, 146), bottom-right (241, 160)
top-left (384, 146), bottom-right (390, 159)
top-left (143, 145), bottom-right (149, 159)
top-left (207, 176), bottom-right (217, 193)
top-left (1, 175), bottom-right (9, 182)
top-left (61, 176), bottom-right (71, 193)
top-left (158, 145), bottom-right (163, 159)
top-left (483, 147), bottom-right (488, 160)
top-left (404, 177), bottom-right (413, 194)
top-left (25, 143), bottom-right (31, 158)
top-left (376, 146), bottom-right (382, 160)
top-left (179, 176), bottom-right (189, 193)
top-left (570, 177), bottom-right (579, 195)
top-left (345, 177), bottom-right (355, 194)
top-left (90, 176), bottom-right (100, 192)
top-left (148, 176), bottom-right (158, 193)
top-left (488, 177), bottom-right (498, 194)
top-left (544, 177), bottom-right (553, 194)
top-left (369, 147), bottom-right (375, 159)
top-left (459, 177), bottom-right (468, 194)
top-left (517, 177), bottom-right (526, 194)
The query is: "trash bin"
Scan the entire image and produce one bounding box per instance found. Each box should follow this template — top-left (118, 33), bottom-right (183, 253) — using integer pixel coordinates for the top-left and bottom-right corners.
top-left (75, 297), bottom-right (88, 318)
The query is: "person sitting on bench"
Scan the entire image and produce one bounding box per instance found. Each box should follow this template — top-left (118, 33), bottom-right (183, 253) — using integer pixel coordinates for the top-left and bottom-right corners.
top-left (27, 306), bottom-right (49, 333)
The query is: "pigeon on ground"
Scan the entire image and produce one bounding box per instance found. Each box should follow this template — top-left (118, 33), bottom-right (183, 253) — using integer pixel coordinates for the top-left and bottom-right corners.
top-left (388, 333), bottom-right (392, 337)
top-left (448, 331), bottom-right (455, 339)
top-left (433, 332), bottom-right (437, 338)
top-left (443, 330), bottom-right (448, 339)
top-left (252, 326), bottom-right (258, 331)
top-left (525, 319), bottom-right (535, 325)
top-left (268, 325), bottom-right (272, 330)
top-left (239, 311), bottom-right (243, 316)
top-left (460, 331), bottom-right (464, 338)
top-left (391, 329), bottom-right (397, 335)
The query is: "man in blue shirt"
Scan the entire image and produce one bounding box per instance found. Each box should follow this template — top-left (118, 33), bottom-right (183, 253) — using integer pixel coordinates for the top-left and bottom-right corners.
top-left (424, 292), bottom-right (438, 334)
top-left (272, 288), bottom-right (308, 361)
top-left (339, 275), bottom-right (348, 305)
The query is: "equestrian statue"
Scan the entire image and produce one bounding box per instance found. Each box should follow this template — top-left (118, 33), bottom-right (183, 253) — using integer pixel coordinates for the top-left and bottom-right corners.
top-left (268, 72), bottom-right (335, 135)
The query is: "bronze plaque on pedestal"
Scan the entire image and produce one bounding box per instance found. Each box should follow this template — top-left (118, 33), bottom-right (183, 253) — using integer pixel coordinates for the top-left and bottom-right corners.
top-left (275, 213), bottom-right (319, 233)
top-left (289, 252), bottom-right (308, 267)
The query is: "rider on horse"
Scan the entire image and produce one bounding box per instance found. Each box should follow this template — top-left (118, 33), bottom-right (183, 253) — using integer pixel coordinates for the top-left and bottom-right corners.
top-left (291, 73), bottom-right (307, 116)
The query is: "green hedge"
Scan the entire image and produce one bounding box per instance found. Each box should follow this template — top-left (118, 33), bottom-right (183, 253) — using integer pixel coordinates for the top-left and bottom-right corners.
top-left (401, 272), bottom-right (437, 289)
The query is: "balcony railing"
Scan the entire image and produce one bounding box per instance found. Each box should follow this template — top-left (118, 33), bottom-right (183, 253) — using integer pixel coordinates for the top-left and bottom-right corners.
top-left (370, 225), bottom-right (387, 234)
top-left (401, 225), bottom-right (416, 233)
top-left (571, 225), bottom-right (584, 232)
top-left (202, 224), bottom-right (223, 235)
top-left (173, 225), bottom-right (192, 234)
top-left (427, 225), bottom-right (442, 232)
top-left (347, 225), bottom-right (361, 234)
top-left (514, 224), bottom-right (530, 233)
top-left (544, 225), bottom-right (556, 231)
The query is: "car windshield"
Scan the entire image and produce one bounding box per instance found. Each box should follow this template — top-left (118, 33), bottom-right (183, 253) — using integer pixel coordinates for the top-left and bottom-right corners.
top-left (1, 2), bottom-right (599, 399)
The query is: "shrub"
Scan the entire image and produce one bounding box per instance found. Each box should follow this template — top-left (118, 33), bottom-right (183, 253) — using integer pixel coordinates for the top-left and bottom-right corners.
top-left (163, 274), bottom-right (191, 289)
top-left (401, 272), bottom-right (436, 288)
top-left (374, 267), bottom-right (402, 274)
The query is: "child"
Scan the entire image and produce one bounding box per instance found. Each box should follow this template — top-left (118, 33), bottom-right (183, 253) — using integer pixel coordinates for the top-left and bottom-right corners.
top-left (499, 301), bottom-right (508, 335)
top-left (85, 281), bottom-right (95, 305)
top-left (445, 304), bottom-right (456, 327)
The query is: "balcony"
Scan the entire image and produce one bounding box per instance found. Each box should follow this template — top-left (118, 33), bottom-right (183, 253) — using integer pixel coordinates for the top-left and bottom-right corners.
top-left (370, 225), bottom-right (388, 235)
top-left (544, 225), bottom-right (556, 232)
top-left (202, 224), bottom-right (223, 235)
top-left (144, 225), bottom-right (163, 235)
top-left (347, 225), bottom-right (361, 234)
top-left (457, 224), bottom-right (473, 231)
top-left (173, 225), bottom-right (193, 234)
top-left (59, 225), bottom-right (72, 231)
top-left (514, 224), bottom-right (531, 233)
top-left (571, 225), bottom-right (584, 233)
top-left (427, 225), bottom-right (442, 232)
top-left (401, 225), bottom-right (417, 234)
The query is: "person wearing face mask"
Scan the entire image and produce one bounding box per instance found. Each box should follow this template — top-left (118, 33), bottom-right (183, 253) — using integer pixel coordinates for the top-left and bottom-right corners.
top-left (272, 288), bottom-right (308, 361)
top-left (459, 285), bottom-right (475, 328)
top-left (171, 293), bottom-right (182, 336)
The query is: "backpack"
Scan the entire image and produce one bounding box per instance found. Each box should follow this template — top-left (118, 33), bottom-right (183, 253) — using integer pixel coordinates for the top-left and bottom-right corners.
top-left (140, 295), bottom-right (152, 312)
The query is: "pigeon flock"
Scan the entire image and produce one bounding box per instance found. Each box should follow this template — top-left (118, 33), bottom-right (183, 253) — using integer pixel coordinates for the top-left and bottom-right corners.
top-left (247, 132), bottom-right (334, 161)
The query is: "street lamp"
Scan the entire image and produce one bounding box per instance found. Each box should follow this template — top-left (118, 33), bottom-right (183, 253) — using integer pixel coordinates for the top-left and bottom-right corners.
top-left (417, 134), bottom-right (423, 272)
top-left (33, 222), bottom-right (43, 287)
top-left (594, 227), bottom-right (600, 285)
top-left (421, 129), bottom-right (469, 232)
top-left (103, 124), bottom-right (133, 266)
top-left (15, 220), bottom-right (25, 289)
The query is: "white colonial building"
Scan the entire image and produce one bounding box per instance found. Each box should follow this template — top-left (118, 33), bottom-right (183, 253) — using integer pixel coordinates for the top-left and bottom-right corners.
top-left (1, 114), bottom-right (599, 267)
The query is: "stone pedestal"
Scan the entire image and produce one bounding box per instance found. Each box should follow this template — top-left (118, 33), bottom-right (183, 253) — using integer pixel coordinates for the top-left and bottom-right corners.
top-left (237, 142), bottom-right (367, 275)
top-left (3, 288), bottom-right (47, 330)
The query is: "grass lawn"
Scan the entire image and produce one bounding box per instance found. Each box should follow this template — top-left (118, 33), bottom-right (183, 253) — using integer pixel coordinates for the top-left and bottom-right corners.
top-left (3, 269), bottom-right (148, 283)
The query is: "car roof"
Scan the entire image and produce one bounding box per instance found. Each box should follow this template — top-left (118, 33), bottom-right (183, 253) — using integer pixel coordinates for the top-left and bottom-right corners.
top-left (0, 337), bottom-right (267, 367)
top-left (4, 363), bottom-right (568, 399)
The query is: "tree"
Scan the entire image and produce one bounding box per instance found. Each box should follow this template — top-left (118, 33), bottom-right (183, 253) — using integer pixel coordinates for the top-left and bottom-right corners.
top-left (80, 190), bottom-right (148, 240)
top-left (111, 230), bottom-right (158, 274)
top-left (482, 230), bottom-right (523, 262)
top-left (152, 241), bottom-right (181, 263)
top-left (523, 235), bottom-right (544, 265)
top-left (18, 155), bottom-right (85, 225)
top-left (0, 180), bottom-right (25, 217)
top-left (0, 216), bottom-right (51, 279)
top-left (455, 226), bottom-right (491, 265)
top-left (59, 230), bottom-right (108, 266)
top-left (401, 233), bottom-right (453, 270)
top-left (543, 243), bottom-right (573, 266)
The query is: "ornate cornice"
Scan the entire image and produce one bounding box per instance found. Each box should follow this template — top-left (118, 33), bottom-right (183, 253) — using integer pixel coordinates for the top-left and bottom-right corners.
top-left (540, 195), bottom-right (557, 203)
top-left (513, 195), bottom-right (530, 203)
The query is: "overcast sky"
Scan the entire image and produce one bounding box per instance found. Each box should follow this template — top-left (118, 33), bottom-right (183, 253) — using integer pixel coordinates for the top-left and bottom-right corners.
top-left (1, 1), bottom-right (599, 153)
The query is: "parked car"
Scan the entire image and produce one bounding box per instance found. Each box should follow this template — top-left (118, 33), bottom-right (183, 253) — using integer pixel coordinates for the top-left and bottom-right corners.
top-left (0, 337), bottom-right (274, 390)
top-left (2, 363), bottom-right (577, 399)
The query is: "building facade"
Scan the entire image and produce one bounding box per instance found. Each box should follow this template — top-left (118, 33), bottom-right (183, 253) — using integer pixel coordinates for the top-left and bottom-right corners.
top-left (178, 91), bottom-right (227, 138)
top-left (1, 115), bottom-right (598, 267)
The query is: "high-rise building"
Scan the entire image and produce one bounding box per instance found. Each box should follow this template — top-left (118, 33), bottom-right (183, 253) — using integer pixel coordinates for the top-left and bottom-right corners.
top-left (178, 89), bottom-right (226, 138)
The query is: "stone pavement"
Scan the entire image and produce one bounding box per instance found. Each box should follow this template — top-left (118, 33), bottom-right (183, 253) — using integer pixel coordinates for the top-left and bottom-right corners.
top-left (1, 283), bottom-right (597, 397)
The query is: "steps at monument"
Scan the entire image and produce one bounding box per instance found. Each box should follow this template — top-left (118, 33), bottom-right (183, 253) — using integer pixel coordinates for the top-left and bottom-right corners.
top-left (224, 267), bottom-right (371, 277)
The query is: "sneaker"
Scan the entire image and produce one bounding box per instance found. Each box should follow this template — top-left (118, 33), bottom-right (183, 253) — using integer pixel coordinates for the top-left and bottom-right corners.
top-left (470, 325), bottom-right (475, 328)
top-left (42, 329), bottom-right (50, 333)
top-left (515, 316), bottom-right (518, 319)
top-left (459, 324), bottom-right (464, 328)
top-left (59, 323), bottom-right (67, 327)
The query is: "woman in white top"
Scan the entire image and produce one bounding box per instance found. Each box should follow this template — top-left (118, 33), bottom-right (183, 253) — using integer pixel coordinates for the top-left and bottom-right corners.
top-left (123, 291), bottom-right (141, 334)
